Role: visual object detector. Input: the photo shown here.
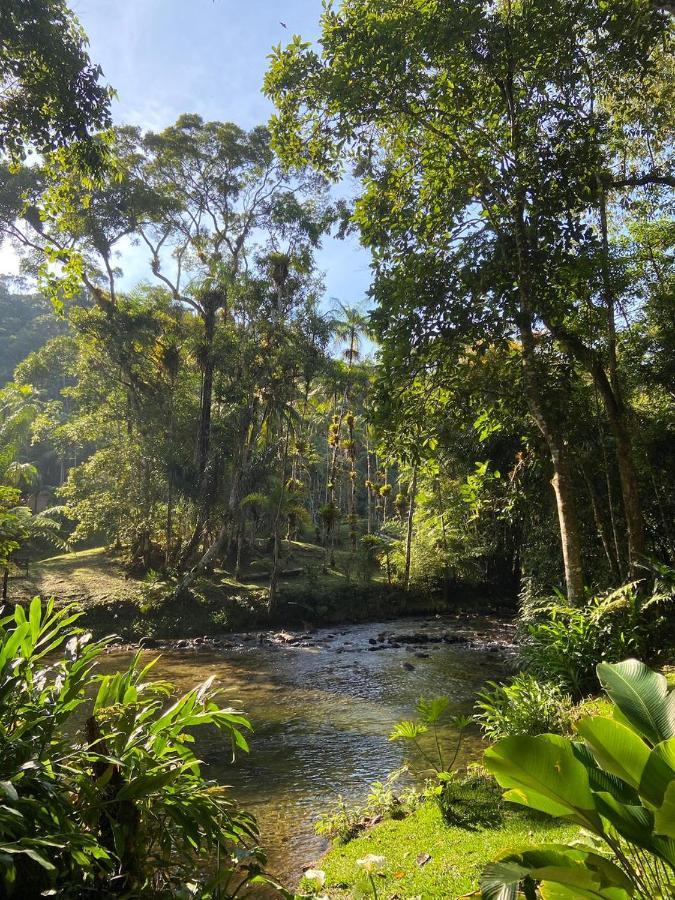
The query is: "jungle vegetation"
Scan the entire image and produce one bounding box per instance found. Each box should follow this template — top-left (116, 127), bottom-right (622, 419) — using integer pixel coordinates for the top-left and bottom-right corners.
top-left (1, 0), bottom-right (672, 619)
top-left (0, 0), bottom-right (674, 898)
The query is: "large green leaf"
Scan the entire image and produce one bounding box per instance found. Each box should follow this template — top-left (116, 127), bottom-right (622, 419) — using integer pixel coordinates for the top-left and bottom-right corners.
top-left (539, 885), bottom-right (631, 899)
top-left (653, 737), bottom-right (675, 771)
top-left (654, 780), bottom-right (675, 839)
top-left (114, 765), bottom-right (183, 801)
top-left (597, 660), bottom-right (675, 745)
top-left (576, 717), bottom-right (650, 792)
top-left (485, 735), bottom-right (601, 830)
top-left (502, 787), bottom-right (580, 819)
top-left (572, 742), bottom-right (640, 805)
top-left (593, 792), bottom-right (657, 851)
top-left (480, 845), bottom-right (634, 900)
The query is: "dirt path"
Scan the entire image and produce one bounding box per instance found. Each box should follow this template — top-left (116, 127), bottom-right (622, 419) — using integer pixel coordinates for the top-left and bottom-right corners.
top-left (8, 548), bottom-right (143, 607)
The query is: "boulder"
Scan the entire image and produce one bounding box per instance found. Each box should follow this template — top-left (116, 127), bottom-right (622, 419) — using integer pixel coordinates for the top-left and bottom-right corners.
top-left (138, 637), bottom-right (159, 649)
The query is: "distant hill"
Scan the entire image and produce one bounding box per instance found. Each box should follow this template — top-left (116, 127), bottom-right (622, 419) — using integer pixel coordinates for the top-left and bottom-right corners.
top-left (0, 277), bottom-right (69, 384)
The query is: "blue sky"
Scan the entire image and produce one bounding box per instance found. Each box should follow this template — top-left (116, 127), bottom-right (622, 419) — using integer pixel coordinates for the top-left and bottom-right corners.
top-left (2, 0), bottom-right (372, 309)
top-left (72, 0), bottom-right (373, 306)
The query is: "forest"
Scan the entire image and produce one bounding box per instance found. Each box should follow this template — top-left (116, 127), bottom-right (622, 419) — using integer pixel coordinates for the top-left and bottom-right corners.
top-left (0, 0), bottom-right (673, 898)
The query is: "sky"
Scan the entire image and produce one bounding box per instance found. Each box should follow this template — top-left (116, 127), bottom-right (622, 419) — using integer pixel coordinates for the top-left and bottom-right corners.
top-left (2, 0), bottom-right (373, 308)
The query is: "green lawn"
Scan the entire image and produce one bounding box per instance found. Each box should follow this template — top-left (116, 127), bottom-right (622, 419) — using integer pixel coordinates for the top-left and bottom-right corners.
top-left (315, 802), bottom-right (576, 899)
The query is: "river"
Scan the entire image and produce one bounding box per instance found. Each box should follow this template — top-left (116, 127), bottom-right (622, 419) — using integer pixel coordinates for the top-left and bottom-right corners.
top-left (102, 612), bottom-right (515, 887)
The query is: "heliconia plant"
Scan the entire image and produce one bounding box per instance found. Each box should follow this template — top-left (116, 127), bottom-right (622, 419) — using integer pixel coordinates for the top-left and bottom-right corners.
top-left (480, 658), bottom-right (675, 899)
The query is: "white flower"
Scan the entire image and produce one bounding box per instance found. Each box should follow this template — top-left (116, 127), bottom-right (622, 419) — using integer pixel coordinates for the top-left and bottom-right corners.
top-left (303, 868), bottom-right (326, 889)
top-left (356, 854), bottom-right (386, 874)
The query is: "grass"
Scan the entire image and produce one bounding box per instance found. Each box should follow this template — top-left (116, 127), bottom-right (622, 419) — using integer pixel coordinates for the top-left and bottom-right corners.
top-left (5, 541), bottom-right (447, 640)
top-left (9, 546), bottom-right (143, 607)
top-left (315, 801), bottom-right (576, 899)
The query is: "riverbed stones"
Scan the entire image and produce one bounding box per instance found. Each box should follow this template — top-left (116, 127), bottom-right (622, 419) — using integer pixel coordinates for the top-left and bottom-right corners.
top-left (138, 636), bottom-right (159, 648)
top-left (394, 632), bottom-right (443, 644)
top-left (443, 632), bottom-right (469, 644)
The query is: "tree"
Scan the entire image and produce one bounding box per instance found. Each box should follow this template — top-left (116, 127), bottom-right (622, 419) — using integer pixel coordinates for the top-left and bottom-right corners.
top-left (1, 0), bottom-right (111, 166)
top-left (265, 0), bottom-right (673, 602)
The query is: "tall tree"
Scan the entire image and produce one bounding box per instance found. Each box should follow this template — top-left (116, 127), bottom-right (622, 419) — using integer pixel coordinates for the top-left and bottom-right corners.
top-left (266, 0), bottom-right (673, 601)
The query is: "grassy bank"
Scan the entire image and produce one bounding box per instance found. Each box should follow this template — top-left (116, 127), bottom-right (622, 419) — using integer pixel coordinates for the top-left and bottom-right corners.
top-left (6, 544), bottom-right (515, 641)
top-left (315, 801), bottom-right (576, 898)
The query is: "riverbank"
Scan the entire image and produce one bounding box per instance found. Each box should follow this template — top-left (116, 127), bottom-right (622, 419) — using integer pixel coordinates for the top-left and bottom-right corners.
top-left (6, 545), bottom-right (516, 643)
top-left (315, 800), bottom-right (576, 898)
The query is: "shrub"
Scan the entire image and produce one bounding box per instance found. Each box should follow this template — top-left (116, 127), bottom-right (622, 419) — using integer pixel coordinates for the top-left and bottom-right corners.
top-left (520, 582), bottom-right (658, 697)
top-left (315, 795), bottom-right (364, 843)
top-left (432, 769), bottom-right (505, 829)
top-left (481, 658), bottom-right (675, 899)
top-left (315, 769), bottom-right (420, 843)
top-left (0, 598), bottom-right (274, 897)
top-left (475, 673), bottom-right (573, 740)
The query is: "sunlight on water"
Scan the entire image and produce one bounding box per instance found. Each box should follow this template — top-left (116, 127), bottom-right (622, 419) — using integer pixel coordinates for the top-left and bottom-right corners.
top-left (100, 615), bottom-right (512, 885)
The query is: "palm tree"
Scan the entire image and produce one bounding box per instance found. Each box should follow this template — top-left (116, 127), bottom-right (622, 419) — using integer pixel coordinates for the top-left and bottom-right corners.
top-left (325, 302), bottom-right (369, 564)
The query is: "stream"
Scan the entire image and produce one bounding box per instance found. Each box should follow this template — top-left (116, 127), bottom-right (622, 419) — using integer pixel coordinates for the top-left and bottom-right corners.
top-left (101, 612), bottom-right (516, 887)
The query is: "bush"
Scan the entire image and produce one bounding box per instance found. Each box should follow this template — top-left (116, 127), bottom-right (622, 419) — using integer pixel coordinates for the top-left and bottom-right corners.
top-left (475, 673), bottom-right (573, 740)
top-left (519, 581), bottom-right (665, 697)
top-left (0, 598), bottom-right (275, 897)
top-left (315, 769), bottom-right (421, 843)
top-left (481, 658), bottom-right (675, 899)
top-left (431, 769), bottom-right (504, 829)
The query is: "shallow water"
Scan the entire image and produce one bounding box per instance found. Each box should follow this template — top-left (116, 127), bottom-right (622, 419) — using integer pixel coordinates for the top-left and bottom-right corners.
top-left (101, 613), bottom-right (514, 886)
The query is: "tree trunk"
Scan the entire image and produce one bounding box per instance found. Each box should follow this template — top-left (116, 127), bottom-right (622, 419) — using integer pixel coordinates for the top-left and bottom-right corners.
top-left (503, 58), bottom-right (585, 603)
top-left (597, 187), bottom-right (647, 573)
top-left (547, 320), bottom-right (647, 577)
top-left (547, 439), bottom-right (585, 603)
top-left (403, 466), bottom-right (418, 592)
top-left (269, 430), bottom-right (291, 613)
top-left (513, 200), bottom-right (585, 604)
top-left (174, 399), bottom-right (260, 598)
top-left (196, 306), bottom-right (216, 477)
top-left (234, 524), bottom-right (245, 582)
top-left (366, 435), bottom-right (372, 535)
top-left (165, 471), bottom-right (173, 570)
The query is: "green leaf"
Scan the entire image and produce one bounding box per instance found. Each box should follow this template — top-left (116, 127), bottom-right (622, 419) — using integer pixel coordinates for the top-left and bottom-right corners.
top-left (389, 720), bottom-right (428, 741)
top-left (0, 782), bottom-right (18, 802)
top-left (481, 845), bottom-right (633, 900)
top-left (485, 735), bottom-right (601, 830)
top-left (592, 792), bottom-right (656, 849)
top-left (417, 695), bottom-right (450, 724)
top-left (539, 885), bottom-right (630, 899)
top-left (503, 786), bottom-right (580, 818)
top-left (597, 659), bottom-right (675, 745)
top-left (571, 743), bottom-right (640, 804)
top-left (654, 780), bottom-right (675, 839)
top-left (575, 717), bottom-right (650, 791)
top-left (114, 767), bottom-right (180, 801)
